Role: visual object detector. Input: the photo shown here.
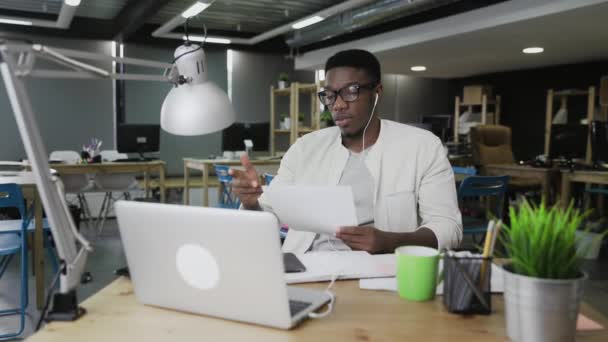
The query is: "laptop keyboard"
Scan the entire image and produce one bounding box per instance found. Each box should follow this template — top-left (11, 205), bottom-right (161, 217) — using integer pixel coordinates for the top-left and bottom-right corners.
top-left (289, 300), bottom-right (312, 317)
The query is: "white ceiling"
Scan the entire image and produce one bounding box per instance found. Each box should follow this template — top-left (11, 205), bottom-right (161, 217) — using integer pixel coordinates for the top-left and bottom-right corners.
top-left (295, 0), bottom-right (608, 79)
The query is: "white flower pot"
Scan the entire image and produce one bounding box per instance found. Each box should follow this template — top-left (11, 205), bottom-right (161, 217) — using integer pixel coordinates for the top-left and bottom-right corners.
top-left (503, 266), bottom-right (585, 342)
top-left (282, 117), bottom-right (291, 129)
top-left (278, 80), bottom-right (288, 89)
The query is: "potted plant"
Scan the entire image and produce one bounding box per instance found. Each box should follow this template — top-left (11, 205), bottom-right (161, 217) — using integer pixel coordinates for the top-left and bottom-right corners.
top-left (278, 73), bottom-right (289, 89)
top-left (500, 200), bottom-right (605, 342)
top-left (298, 113), bottom-right (305, 127)
top-left (279, 113), bottom-right (290, 129)
top-left (320, 110), bottom-right (333, 128)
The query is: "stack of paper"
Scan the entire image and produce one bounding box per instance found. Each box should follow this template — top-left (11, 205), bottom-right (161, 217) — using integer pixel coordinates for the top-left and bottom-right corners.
top-left (285, 251), bottom-right (396, 284)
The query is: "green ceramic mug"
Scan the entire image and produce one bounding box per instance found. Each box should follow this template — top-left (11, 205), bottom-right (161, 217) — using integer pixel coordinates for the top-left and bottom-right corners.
top-left (395, 246), bottom-right (440, 301)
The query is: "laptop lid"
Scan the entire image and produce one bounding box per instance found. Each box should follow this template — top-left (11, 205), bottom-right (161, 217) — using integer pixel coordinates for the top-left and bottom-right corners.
top-left (115, 201), bottom-right (294, 329)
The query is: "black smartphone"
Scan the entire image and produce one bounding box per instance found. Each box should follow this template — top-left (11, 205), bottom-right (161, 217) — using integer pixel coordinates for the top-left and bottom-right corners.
top-left (283, 252), bottom-right (306, 273)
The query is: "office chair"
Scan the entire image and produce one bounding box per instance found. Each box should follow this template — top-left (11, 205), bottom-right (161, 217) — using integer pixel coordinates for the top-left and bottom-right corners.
top-left (94, 150), bottom-right (140, 235)
top-left (49, 151), bottom-right (95, 231)
top-left (213, 165), bottom-right (241, 209)
top-left (457, 175), bottom-right (509, 245)
top-left (0, 184), bottom-right (31, 339)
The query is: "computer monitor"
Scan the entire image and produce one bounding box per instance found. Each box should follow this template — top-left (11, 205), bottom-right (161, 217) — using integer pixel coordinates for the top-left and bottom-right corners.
top-left (548, 124), bottom-right (588, 162)
top-left (117, 124), bottom-right (160, 158)
top-left (591, 121), bottom-right (608, 164)
top-left (222, 122), bottom-right (270, 152)
top-left (421, 115), bottom-right (452, 142)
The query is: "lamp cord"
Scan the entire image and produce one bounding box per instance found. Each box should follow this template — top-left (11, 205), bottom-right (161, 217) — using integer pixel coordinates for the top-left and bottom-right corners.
top-left (35, 262), bottom-right (65, 331)
top-left (172, 23), bottom-right (207, 64)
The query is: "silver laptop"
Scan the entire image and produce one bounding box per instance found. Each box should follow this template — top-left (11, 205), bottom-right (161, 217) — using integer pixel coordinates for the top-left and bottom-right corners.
top-left (115, 200), bottom-right (330, 329)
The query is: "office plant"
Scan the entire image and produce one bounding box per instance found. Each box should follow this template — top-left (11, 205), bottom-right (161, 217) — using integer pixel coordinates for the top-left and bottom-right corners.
top-left (500, 200), bottom-right (604, 342)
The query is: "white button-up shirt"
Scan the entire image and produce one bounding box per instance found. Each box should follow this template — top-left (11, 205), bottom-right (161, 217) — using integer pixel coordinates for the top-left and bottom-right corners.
top-left (259, 119), bottom-right (462, 254)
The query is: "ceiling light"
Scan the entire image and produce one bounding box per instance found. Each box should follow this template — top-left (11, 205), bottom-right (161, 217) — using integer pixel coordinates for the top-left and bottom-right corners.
top-left (411, 66), bottom-right (427, 72)
top-left (183, 36), bottom-right (231, 44)
top-left (523, 47), bottom-right (544, 54)
top-left (0, 18), bottom-right (33, 26)
top-left (181, 2), bottom-right (210, 18)
top-left (64, 0), bottom-right (81, 6)
top-left (292, 16), bottom-right (325, 30)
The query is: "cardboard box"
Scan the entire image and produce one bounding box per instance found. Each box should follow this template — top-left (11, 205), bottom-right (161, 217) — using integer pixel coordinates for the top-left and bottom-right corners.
top-left (463, 85), bottom-right (493, 104)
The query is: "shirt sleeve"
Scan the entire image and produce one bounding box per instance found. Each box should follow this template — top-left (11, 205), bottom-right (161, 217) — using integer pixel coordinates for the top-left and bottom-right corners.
top-left (416, 138), bottom-right (463, 250)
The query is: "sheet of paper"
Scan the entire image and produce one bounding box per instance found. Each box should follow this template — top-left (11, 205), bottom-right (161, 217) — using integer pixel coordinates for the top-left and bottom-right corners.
top-left (265, 185), bottom-right (358, 234)
top-left (359, 262), bottom-right (505, 294)
top-left (285, 252), bottom-right (395, 284)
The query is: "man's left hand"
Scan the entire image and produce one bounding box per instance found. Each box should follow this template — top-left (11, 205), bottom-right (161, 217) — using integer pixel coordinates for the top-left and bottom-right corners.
top-left (335, 226), bottom-right (389, 254)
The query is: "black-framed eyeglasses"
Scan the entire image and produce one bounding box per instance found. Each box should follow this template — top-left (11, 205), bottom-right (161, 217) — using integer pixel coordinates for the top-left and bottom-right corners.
top-left (317, 82), bottom-right (377, 106)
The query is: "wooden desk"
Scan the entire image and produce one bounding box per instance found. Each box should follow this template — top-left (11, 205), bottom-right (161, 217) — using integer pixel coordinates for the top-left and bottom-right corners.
top-left (561, 170), bottom-right (608, 208)
top-left (484, 164), bottom-right (555, 201)
top-left (52, 161), bottom-right (167, 203)
top-left (183, 158), bottom-right (281, 206)
top-left (27, 277), bottom-right (608, 341)
top-left (0, 171), bottom-right (45, 310)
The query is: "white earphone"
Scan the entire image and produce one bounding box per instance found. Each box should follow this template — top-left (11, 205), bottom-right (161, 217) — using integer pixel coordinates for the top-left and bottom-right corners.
top-left (361, 92), bottom-right (379, 153)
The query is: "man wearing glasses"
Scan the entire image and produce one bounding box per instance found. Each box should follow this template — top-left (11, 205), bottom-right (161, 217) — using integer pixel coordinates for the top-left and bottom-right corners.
top-left (230, 49), bottom-right (462, 254)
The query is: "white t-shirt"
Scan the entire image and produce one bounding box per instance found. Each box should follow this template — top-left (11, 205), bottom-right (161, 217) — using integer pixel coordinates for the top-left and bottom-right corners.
top-left (311, 149), bottom-right (375, 251)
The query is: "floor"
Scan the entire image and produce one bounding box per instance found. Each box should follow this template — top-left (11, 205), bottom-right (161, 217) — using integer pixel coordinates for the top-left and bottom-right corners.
top-left (1, 219), bottom-right (607, 340)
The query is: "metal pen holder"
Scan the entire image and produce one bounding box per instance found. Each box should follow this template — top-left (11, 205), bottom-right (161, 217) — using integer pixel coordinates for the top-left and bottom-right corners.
top-left (443, 254), bottom-right (492, 315)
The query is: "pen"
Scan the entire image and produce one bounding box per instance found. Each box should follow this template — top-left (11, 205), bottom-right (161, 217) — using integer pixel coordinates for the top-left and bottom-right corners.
top-left (358, 220), bottom-right (374, 226)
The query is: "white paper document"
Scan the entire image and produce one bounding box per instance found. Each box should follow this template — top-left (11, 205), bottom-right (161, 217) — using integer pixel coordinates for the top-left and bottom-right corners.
top-left (265, 185), bottom-right (358, 235)
top-left (285, 251), bottom-right (396, 284)
top-left (358, 262), bottom-right (505, 294)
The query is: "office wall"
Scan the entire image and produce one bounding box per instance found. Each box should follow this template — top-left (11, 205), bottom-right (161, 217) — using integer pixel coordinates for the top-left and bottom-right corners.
top-left (378, 74), bottom-right (454, 124)
top-left (231, 50), bottom-right (314, 152)
top-left (0, 34), bottom-right (113, 161)
top-left (454, 61), bottom-right (608, 160)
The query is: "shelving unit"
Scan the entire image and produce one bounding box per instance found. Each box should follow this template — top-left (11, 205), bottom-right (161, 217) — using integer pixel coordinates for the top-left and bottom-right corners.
top-left (453, 91), bottom-right (501, 143)
top-left (269, 82), bottom-right (322, 155)
top-left (544, 86), bottom-right (596, 163)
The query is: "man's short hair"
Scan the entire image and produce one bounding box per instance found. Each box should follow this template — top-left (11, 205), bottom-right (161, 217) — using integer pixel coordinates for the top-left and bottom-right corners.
top-left (325, 49), bottom-right (381, 84)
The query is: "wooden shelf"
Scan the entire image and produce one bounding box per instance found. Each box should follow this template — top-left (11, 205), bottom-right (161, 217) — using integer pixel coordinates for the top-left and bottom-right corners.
top-left (553, 89), bottom-right (590, 97)
top-left (273, 88), bottom-right (291, 96)
top-left (460, 100), bottom-right (497, 106)
top-left (270, 82), bottom-right (322, 155)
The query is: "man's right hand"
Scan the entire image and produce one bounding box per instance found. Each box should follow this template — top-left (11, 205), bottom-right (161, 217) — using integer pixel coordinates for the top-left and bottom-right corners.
top-left (228, 154), bottom-right (263, 210)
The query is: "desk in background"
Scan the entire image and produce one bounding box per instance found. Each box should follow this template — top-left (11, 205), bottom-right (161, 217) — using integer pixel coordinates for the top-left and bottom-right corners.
top-left (484, 164), bottom-right (555, 201)
top-left (183, 158), bottom-right (281, 206)
top-left (561, 170), bottom-right (608, 209)
top-left (26, 277), bottom-right (608, 341)
top-left (52, 160), bottom-right (167, 203)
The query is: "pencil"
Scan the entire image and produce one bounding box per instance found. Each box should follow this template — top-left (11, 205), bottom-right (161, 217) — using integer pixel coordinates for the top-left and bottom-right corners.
top-left (479, 221), bottom-right (495, 289)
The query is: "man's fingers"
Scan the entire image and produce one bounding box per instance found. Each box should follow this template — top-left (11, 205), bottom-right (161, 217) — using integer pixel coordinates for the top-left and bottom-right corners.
top-left (240, 154), bottom-right (255, 172)
top-left (232, 178), bottom-right (258, 188)
top-left (233, 187), bottom-right (262, 195)
top-left (337, 226), bottom-right (365, 236)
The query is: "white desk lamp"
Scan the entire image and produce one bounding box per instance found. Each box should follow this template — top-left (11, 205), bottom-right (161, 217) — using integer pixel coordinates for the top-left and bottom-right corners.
top-left (0, 38), bottom-right (235, 321)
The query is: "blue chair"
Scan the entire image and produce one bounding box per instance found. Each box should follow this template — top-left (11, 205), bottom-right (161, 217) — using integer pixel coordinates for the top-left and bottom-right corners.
top-left (457, 175), bottom-right (509, 237)
top-left (452, 166), bottom-right (477, 176)
top-left (263, 173), bottom-right (275, 185)
top-left (0, 184), bottom-right (31, 339)
top-left (213, 165), bottom-right (241, 209)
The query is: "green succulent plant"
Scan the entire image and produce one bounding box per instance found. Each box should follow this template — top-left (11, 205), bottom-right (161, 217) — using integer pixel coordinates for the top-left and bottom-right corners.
top-left (500, 199), bottom-right (605, 279)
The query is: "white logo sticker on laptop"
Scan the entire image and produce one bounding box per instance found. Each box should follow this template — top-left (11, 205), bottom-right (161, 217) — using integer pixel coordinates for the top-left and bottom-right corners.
top-left (176, 244), bottom-right (220, 290)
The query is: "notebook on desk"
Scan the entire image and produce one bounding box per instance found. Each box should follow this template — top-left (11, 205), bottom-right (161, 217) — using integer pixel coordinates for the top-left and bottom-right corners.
top-left (285, 251), bottom-right (396, 284)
